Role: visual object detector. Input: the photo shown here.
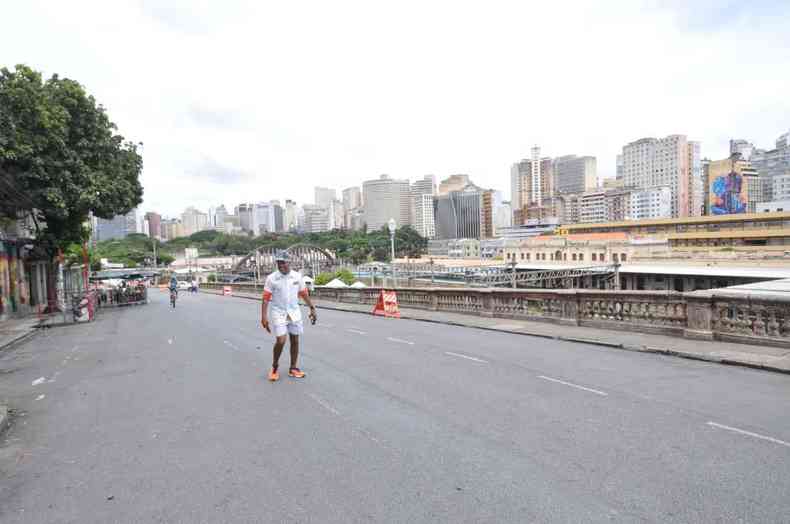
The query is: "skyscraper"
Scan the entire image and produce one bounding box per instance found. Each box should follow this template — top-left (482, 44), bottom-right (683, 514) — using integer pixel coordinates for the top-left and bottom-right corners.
top-left (413, 193), bottom-right (436, 239)
top-left (235, 203), bottom-right (254, 233)
top-left (510, 152), bottom-right (554, 223)
top-left (553, 155), bottom-right (597, 194)
top-left (688, 141), bottom-right (703, 216)
top-left (314, 187), bottom-right (336, 209)
top-left (362, 174), bottom-right (411, 231)
top-left (410, 175), bottom-right (436, 227)
top-left (438, 174), bottom-right (470, 196)
top-left (284, 200), bottom-right (298, 231)
top-left (531, 145), bottom-right (542, 204)
top-left (750, 131), bottom-right (790, 201)
top-left (433, 184), bottom-right (490, 240)
top-left (302, 204), bottom-right (330, 233)
top-left (94, 209), bottom-right (138, 242)
top-left (144, 212), bottom-right (162, 240)
top-left (730, 139), bottom-right (755, 161)
top-left (181, 207), bottom-right (209, 236)
top-left (621, 134), bottom-right (698, 218)
top-left (342, 186), bottom-right (362, 210)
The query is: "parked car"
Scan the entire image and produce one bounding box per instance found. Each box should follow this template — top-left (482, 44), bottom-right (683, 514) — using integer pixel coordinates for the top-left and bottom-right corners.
top-left (177, 280), bottom-right (190, 290)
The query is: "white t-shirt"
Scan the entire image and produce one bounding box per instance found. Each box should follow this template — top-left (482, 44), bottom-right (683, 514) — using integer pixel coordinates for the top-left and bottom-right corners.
top-left (263, 270), bottom-right (307, 324)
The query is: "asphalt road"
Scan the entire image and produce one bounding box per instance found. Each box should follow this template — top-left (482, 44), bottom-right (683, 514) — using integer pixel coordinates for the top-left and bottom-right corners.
top-left (1, 290), bottom-right (789, 523)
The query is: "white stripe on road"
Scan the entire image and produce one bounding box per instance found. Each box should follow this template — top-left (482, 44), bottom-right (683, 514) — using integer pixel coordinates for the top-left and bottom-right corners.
top-left (538, 375), bottom-right (608, 396)
top-left (223, 340), bottom-right (240, 351)
top-left (307, 393), bottom-right (340, 416)
top-left (445, 352), bottom-right (489, 363)
top-left (707, 422), bottom-right (790, 448)
top-left (31, 377), bottom-right (46, 386)
top-left (346, 328), bottom-right (366, 335)
top-left (387, 337), bottom-right (414, 345)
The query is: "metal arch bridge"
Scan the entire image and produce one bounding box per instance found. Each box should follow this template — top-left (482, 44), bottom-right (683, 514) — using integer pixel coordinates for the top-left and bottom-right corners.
top-left (232, 244), bottom-right (338, 276)
top-left (391, 263), bottom-right (620, 289)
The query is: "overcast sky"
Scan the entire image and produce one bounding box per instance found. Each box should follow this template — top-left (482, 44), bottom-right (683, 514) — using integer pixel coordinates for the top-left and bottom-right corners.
top-left (3, 0), bottom-right (789, 217)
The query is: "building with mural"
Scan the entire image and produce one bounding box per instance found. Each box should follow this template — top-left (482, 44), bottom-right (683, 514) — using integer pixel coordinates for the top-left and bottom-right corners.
top-left (705, 157), bottom-right (761, 215)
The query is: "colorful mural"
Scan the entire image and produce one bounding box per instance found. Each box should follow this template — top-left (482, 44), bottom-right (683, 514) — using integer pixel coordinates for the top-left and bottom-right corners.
top-left (710, 170), bottom-right (748, 215)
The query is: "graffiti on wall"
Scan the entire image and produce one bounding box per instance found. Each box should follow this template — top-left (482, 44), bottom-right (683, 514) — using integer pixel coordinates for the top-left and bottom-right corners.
top-left (710, 170), bottom-right (747, 215)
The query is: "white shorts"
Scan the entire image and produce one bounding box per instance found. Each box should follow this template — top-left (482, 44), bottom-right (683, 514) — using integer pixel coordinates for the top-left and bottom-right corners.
top-left (272, 320), bottom-right (303, 337)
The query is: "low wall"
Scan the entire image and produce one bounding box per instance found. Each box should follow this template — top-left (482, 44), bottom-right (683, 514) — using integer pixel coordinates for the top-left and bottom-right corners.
top-left (202, 283), bottom-right (790, 348)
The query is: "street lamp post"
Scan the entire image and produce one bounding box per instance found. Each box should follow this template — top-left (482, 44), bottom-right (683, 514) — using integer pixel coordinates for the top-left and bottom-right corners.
top-left (388, 218), bottom-right (396, 262)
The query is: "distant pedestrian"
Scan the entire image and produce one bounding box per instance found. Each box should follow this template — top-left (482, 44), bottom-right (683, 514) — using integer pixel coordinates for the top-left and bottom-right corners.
top-left (191, 278), bottom-right (198, 293)
top-left (260, 251), bottom-right (316, 381)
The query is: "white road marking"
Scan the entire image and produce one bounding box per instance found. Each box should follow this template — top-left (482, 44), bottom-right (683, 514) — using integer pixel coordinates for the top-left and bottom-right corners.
top-left (35, 394), bottom-right (45, 401)
top-left (538, 375), bottom-right (608, 396)
top-left (307, 393), bottom-right (340, 416)
top-left (707, 422), bottom-right (790, 448)
top-left (167, 339), bottom-right (173, 345)
top-left (346, 328), bottom-right (366, 335)
top-left (223, 340), bottom-right (240, 351)
top-left (445, 352), bottom-right (489, 363)
top-left (387, 337), bottom-right (414, 345)
top-left (31, 377), bottom-right (46, 386)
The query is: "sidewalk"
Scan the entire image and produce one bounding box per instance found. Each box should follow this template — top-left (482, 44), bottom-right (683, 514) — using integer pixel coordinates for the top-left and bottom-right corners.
top-left (0, 317), bottom-right (42, 353)
top-left (204, 288), bottom-right (790, 375)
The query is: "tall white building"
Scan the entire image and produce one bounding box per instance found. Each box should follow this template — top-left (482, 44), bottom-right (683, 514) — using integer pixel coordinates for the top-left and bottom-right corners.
top-left (530, 145), bottom-right (542, 204)
top-left (328, 200), bottom-right (345, 230)
top-left (314, 187), bottom-right (336, 208)
top-left (688, 141), bottom-right (703, 216)
top-left (181, 207), bottom-right (209, 236)
top-left (362, 174), bottom-right (411, 231)
top-left (510, 151), bottom-right (553, 219)
top-left (413, 193), bottom-right (436, 239)
top-left (410, 175), bottom-right (436, 227)
top-left (342, 187), bottom-right (362, 210)
top-left (253, 202), bottom-right (272, 234)
top-left (493, 193), bottom-right (512, 236)
top-left (302, 204), bottom-right (329, 233)
top-left (621, 134), bottom-right (700, 218)
top-left (284, 200), bottom-right (298, 231)
top-left (629, 187), bottom-right (673, 220)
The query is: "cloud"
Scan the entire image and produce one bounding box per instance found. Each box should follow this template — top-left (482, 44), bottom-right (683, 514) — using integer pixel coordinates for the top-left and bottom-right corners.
top-left (185, 156), bottom-right (253, 185)
top-left (184, 104), bottom-right (251, 130)
top-left (2, 0), bottom-right (789, 217)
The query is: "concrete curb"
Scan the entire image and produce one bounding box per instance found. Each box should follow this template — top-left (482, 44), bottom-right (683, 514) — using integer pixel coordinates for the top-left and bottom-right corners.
top-left (202, 288), bottom-right (790, 375)
top-left (0, 325), bottom-right (41, 353)
top-left (0, 405), bottom-right (9, 436)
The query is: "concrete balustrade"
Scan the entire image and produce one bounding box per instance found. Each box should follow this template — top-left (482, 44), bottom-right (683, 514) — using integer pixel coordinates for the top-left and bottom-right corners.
top-left (201, 282), bottom-right (790, 348)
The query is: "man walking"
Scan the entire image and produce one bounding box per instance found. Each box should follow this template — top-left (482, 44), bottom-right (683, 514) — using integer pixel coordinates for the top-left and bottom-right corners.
top-left (261, 252), bottom-right (317, 382)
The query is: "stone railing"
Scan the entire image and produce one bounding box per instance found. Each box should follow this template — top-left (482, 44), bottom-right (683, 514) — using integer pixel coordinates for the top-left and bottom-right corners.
top-left (201, 283), bottom-right (790, 348)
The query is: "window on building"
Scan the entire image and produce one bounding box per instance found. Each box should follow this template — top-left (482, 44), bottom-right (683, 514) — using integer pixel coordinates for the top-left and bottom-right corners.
top-left (613, 253), bottom-right (619, 263)
top-left (600, 253), bottom-right (605, 261)
top-left (520, 253), bottom-right (524, 260)
top-left (526, 253), bottom-right (530, 261)
top-left (579, 253), bottom-right (584, 261)
top-left (592, 253), bottom-right (597, 261)
top-left (572, 254), bottom-right (577, 261)
top-left (621, 253), bottom-right (627, 262)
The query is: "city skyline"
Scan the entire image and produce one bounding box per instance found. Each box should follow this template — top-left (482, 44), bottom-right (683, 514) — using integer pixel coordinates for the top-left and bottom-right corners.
top-left (3, 2), bottom-right (790, 217)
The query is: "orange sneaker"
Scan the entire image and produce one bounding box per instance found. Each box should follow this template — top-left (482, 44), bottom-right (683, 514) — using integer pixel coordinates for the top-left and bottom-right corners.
top-left (288, 367), bottom-right (306, 378)
top-left (268, 367), bottom-right (280, 382)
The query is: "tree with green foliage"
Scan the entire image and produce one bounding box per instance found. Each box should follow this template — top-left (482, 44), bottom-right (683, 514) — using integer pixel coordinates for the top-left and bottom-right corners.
top-left (0, 65), bottom-right (143, 252)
